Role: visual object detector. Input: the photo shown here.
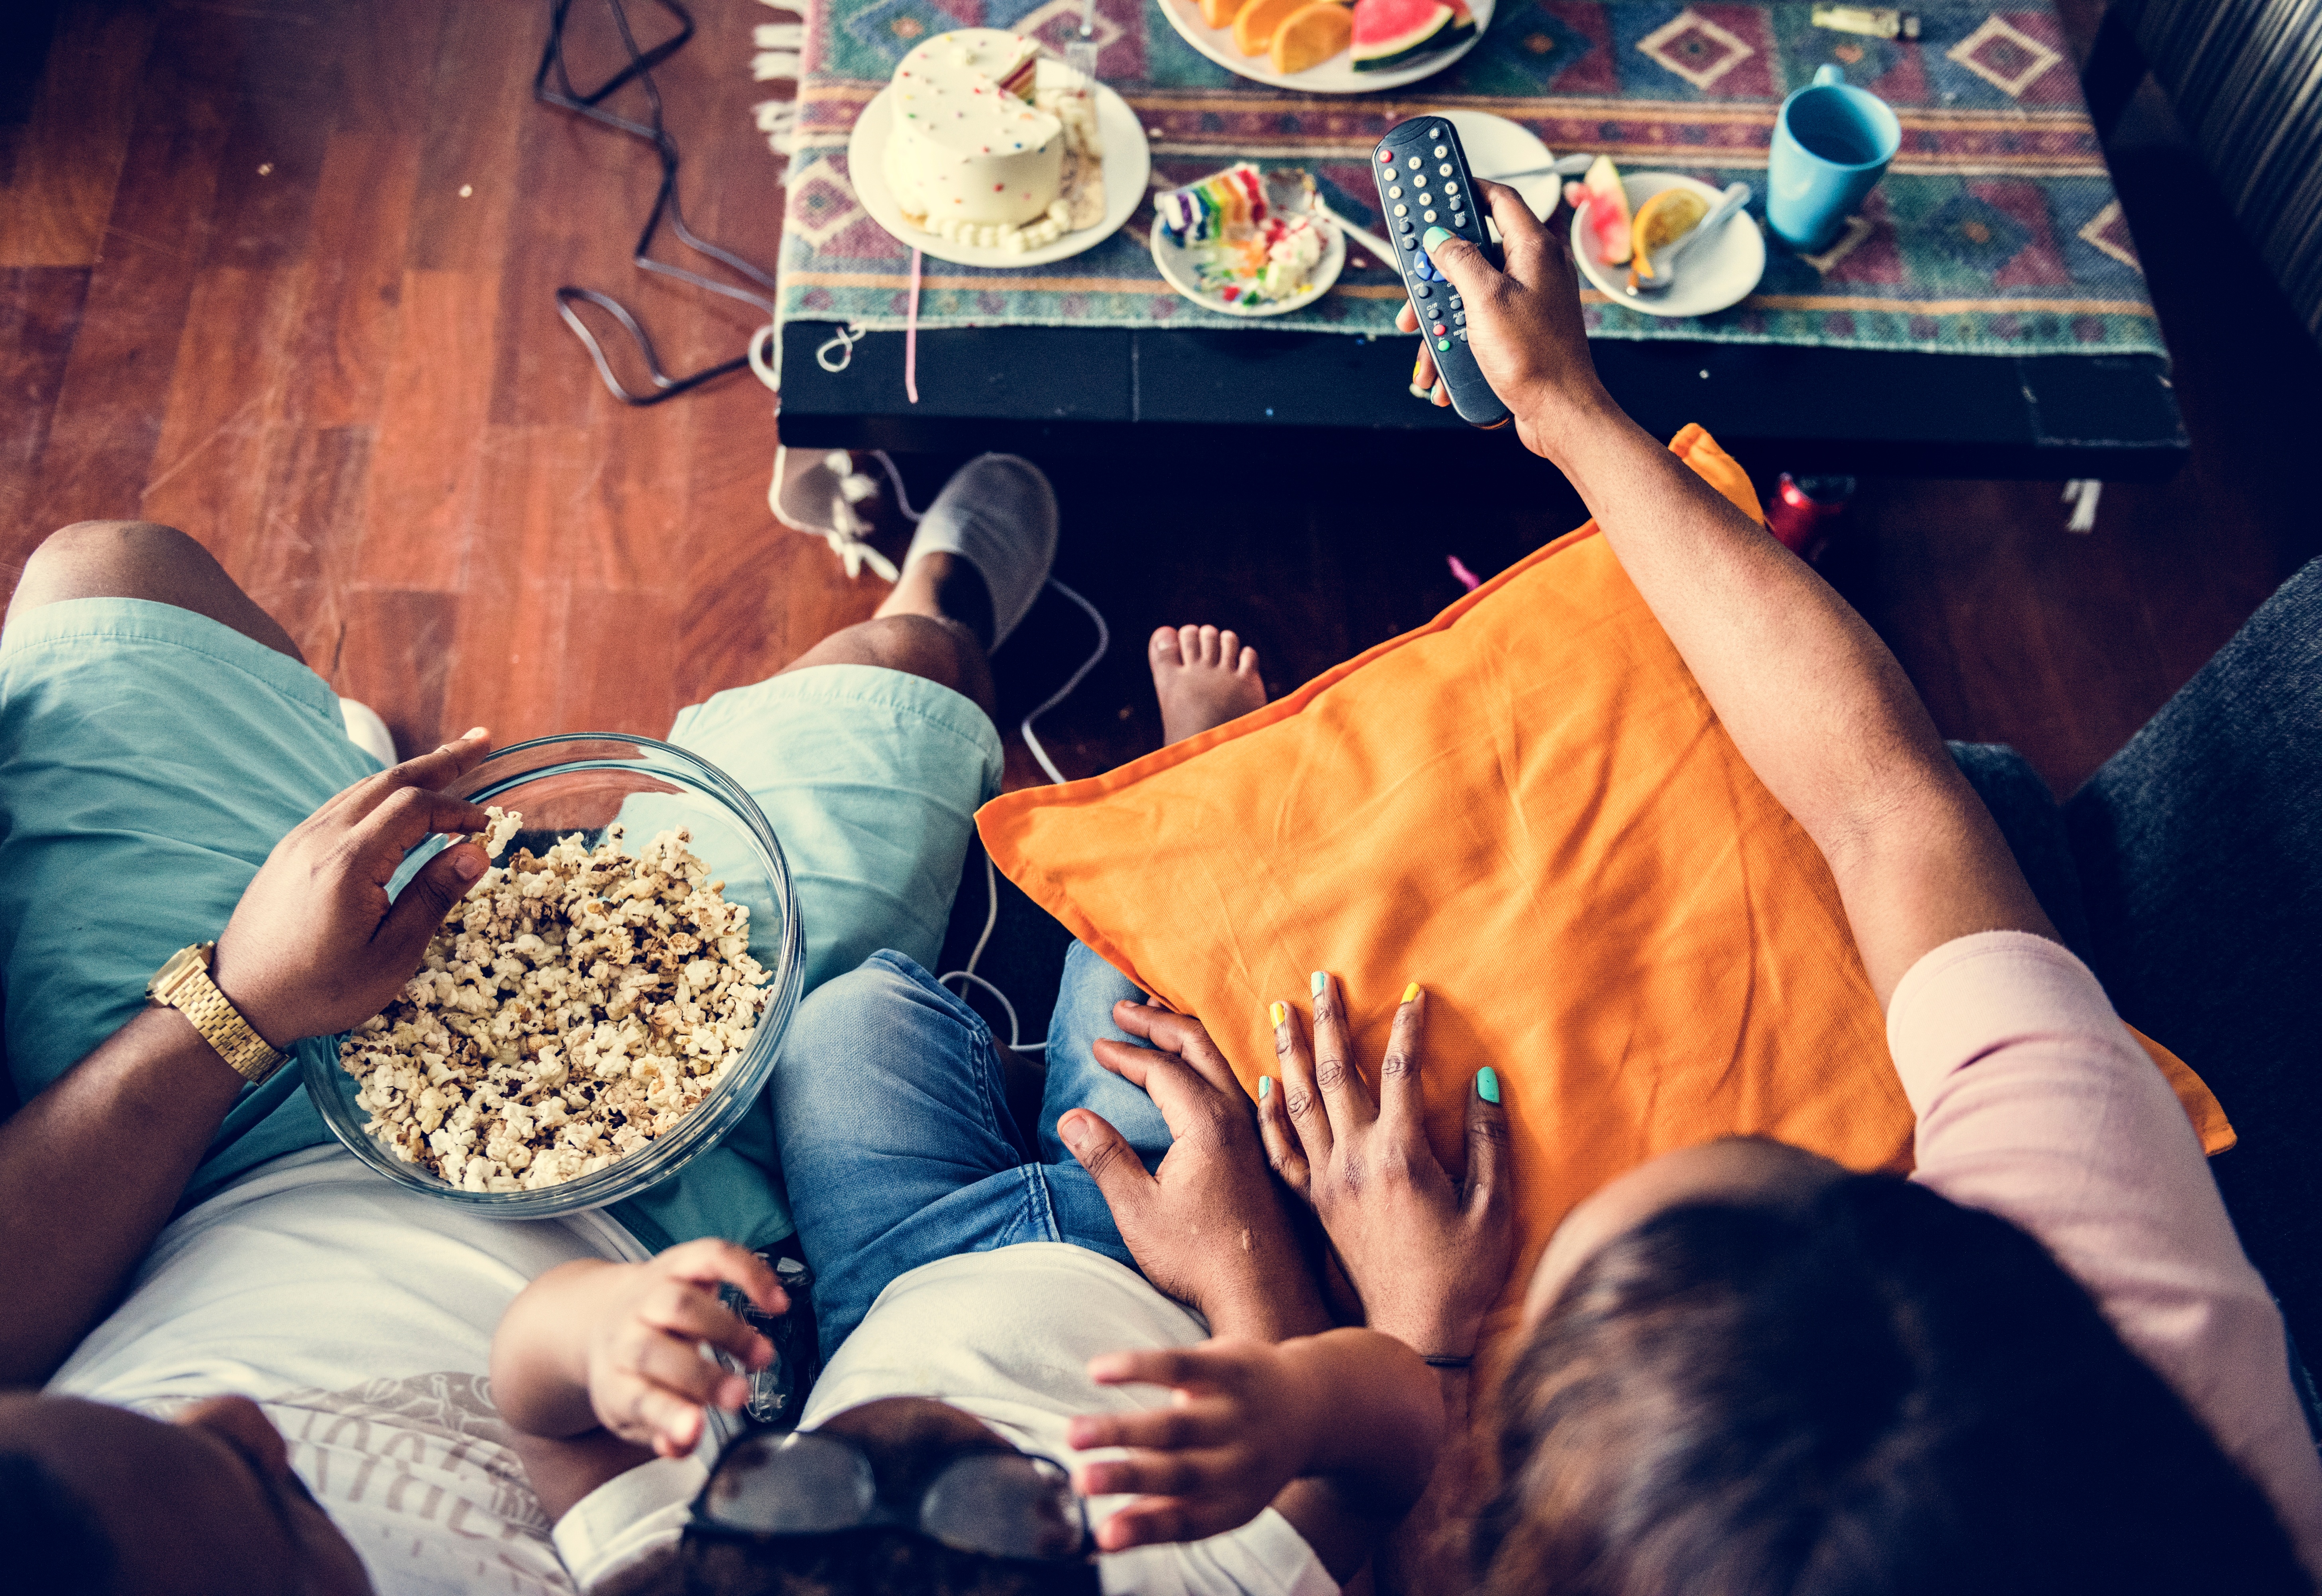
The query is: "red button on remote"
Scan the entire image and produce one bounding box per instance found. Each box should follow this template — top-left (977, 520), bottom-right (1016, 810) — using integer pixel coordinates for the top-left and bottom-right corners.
top-left (1432, 322), bottom-right (1446, 335)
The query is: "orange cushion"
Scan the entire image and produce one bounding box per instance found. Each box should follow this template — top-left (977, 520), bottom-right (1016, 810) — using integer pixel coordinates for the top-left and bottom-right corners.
top-left (980, 424), bottom-right (2231, 1322)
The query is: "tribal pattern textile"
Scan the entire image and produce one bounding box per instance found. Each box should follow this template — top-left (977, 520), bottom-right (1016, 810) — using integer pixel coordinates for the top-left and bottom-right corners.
top-left (775, 0), bottom-right (2165, 356)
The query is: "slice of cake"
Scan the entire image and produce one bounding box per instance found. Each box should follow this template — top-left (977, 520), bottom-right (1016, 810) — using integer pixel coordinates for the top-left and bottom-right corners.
top-left (1156, 163), bottom-right (1269, 246)
top-left (883, 29), bottom-right (1065, 236)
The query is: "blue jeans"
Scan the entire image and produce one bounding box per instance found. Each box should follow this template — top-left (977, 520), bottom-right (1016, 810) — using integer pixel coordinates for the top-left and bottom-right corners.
top-left (771, 941), bottom-right (1170, 1360)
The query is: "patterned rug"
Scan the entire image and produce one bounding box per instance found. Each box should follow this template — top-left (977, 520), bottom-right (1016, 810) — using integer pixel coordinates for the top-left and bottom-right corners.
top-left (773, 1), bottom-right (2165, 356)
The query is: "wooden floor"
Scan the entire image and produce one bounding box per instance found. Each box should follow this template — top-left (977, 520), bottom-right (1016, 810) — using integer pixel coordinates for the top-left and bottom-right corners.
top-left (3, 0), bottom-right (2315, 800)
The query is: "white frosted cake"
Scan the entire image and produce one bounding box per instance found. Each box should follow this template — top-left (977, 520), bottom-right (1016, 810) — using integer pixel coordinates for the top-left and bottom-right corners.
top-left (884, 29), bottom-right (1069, 248)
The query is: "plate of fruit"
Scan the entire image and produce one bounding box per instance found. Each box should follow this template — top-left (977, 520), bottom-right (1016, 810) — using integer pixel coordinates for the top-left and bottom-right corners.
top-left (1155, 0), bottom-right (1492, 92)
top-left (1567, 159), bottom-right (1765, 319)
top-left (1150, 163), bottom-right (1347, 316)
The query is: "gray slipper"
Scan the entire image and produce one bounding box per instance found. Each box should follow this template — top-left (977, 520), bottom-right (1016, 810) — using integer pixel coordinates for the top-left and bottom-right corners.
top-left (902, 454), bottom-right (1059, 650)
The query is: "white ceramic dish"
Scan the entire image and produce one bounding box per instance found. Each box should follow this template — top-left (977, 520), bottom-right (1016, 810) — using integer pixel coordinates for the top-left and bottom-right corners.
top-left (1442, 109), bottom-right (1560, 222)
top-left (1570, 171), bottom-right (1766, 319)
top-left (847, 60), bottom-right (1151, 269)
top-left (1149, 212), bottom-right (1348, 315)
top-left (1154, 0), bottom-right (1495, 94)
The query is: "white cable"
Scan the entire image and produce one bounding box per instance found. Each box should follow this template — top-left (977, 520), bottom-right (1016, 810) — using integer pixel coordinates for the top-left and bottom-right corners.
top-left (1019, 578), bottom-right (1110, 786)
top-left (937, 574), bottom-right (1111, 1050)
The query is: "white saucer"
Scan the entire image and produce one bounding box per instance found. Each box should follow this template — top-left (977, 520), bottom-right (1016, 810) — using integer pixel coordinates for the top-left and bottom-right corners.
top-left (1154, 0), bottom-right (1495, 94)
top-left (1570, 171), bottom-right (1766, 319)
top-left (1440, 110), bottom-right (1560, 223)
top-left (847, 61), bottom-right (1152, 269)
top-left (1150, 213), bottom-right (1348, 316)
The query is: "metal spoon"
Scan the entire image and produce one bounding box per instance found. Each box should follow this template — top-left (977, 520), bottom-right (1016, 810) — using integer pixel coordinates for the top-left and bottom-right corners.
top-left (1625, 182), bottom-right (1751, 297)
top-left (1478, 153), bottom-right (1596, 183)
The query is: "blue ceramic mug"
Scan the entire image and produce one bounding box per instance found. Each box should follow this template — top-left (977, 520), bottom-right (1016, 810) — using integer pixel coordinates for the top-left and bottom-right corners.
top-left (1766, 63), bottom-right (1900, 252)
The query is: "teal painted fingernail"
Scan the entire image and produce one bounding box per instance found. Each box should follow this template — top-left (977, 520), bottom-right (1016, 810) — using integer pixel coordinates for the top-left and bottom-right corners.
top-left (1422, 226), bottom-right (1452, 250)
top-left (1477, 1066), bottom-right (1501, 1104)
top-left (1259, 1075), bottom-right (1273, 1099)
top-left (1310, 970), bottom-right (1326, 996)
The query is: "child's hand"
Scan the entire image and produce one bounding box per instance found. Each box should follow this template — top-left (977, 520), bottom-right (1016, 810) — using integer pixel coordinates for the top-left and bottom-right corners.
top-left (1065, 1340), bottom-right (1318, 1552)
top-left (581, 1240), bottom-right (788, 1457)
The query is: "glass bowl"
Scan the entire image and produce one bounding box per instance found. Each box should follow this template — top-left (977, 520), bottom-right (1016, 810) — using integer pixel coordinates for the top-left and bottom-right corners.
top-left (303, 734), bottom-right (804, 1217)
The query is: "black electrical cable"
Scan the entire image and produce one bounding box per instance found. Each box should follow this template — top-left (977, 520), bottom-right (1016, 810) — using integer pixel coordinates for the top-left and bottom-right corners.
top-left (533, 0), bottom-right (781, 405)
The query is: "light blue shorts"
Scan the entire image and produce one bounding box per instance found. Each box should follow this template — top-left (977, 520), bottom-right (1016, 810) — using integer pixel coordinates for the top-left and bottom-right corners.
top-left (0, 599), bottom-right (1003, 1249)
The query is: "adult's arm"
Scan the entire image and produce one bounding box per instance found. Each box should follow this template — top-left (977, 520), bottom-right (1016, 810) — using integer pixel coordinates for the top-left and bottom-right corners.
top-left (0, 734), bottom-right (494, 1384)
top-left (1416, 191), bottom-right (2054, 1004)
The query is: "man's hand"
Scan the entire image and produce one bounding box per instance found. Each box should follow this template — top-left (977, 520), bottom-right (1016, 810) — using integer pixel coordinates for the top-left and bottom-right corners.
top-left (1396, 181), bottom-right (1613, 463)
top-left (1257, 977), bottom-right (1514, 1359)
top-left (210, 729), bottom-right (497, 1047)
top-left (1059, 1002), bottom-right (1328, 1341)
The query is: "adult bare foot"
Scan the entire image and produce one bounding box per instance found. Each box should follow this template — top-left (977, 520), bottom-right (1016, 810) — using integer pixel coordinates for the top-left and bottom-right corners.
top-left (1151, 625), bottom-right (1266, 745)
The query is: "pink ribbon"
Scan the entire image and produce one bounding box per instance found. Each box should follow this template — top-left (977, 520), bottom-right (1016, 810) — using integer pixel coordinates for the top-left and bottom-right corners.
top-left (905, 248), bottom-right (923, 405)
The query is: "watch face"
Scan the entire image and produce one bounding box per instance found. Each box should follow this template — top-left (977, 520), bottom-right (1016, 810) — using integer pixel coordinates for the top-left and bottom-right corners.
top-left (149, 944), bottom-right (208, 1000)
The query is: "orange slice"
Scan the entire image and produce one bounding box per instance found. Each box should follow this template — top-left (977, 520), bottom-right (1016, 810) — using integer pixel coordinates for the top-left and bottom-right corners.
top-left (1270, 0), bottom-right (1353, 71)
top-left (1201, 0), bottom-right (1247, 28)
top-left (1630, 187), bottom-right (1709, 277)
top-left (1232, 0), bottom-right (1311, 55)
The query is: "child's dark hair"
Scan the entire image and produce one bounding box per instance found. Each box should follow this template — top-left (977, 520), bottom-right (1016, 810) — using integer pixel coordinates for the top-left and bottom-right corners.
top-left (1474, 1173), bottom-right (2308, 1595)
top-left (625, 1529), bottom-right (1100, 1596)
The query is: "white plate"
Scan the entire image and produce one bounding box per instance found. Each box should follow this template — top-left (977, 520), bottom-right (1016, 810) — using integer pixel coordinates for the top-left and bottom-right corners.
top-left (1570, 171), bottom-right (1766, 319)
top-left (846, 61), bottom-right (1152, 269)
top-left (1149, 212), bottom-right (1348, 315)
top-left (1155, 0), bottom-right (1495, 94)
top-left (1440, 110), bottom-right (1559, 222)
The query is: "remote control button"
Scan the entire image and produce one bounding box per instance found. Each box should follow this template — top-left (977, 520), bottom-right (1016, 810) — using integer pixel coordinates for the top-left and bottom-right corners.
top-left (1399, 220), bottom-right (1415, 234)
top-left (1413, 173), bottom-right (1428, 187)
top-left (1433, 144), bottom-right (1448, 157)
top-left (1444, 182), bottom-right (1459, 197)
top-left (1415, 283), bottom-right (1432, 297)
top-left (1451, 212), bottom-right (1466, 228)
top-left (1387, 185), bottom-right (1402, 199)
top-left (1452, 311), bottom-right (1465, 325)
top-left (1454, 330), bottom-right (1468, 342)
top-left (1393, 204), bottom-right (1407, 218)
top-left (1408, 156), bottom-right (1421, 169)
top-left (1440, 162), bottom-right (1454, 176)
top-left (1435, 337), bottom-right (1450, 350)
top-left (1378, 150), bottom-right (1393, 163)
top-left (1431, 322), bottom-right (1446, 335)
top-left (1422, 209), bottom-right (1437, 223)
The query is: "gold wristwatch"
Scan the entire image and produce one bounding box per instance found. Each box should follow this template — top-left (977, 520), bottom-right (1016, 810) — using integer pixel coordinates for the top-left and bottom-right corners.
top-left (147, 942), bottom-right (287, 1085)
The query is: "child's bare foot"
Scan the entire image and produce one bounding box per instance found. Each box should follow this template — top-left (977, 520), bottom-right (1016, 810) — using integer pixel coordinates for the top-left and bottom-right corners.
top-left (1151, 625), bottom-right (1266, 744)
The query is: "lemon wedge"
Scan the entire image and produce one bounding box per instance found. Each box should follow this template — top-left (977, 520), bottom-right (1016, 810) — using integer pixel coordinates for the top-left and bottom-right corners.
top-left (1630, 188), bottom-right (1709, 278)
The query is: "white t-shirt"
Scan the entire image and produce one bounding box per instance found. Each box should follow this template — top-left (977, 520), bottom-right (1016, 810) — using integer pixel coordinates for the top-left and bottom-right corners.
top-left (555, 1242), bottom-right (1336, 1596)
top-left (49, 1145), bottom-right (645, 1596)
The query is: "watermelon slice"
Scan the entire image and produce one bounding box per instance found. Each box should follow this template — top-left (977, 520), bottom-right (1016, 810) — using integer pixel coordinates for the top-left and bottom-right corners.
top-left (1578, 154), bottom-right (1631, 264)
top-left (1352, 0), bottom-right (1476, 72)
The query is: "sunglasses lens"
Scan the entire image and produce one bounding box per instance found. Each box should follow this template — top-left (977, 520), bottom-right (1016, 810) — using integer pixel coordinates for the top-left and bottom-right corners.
top-left (921, 1454), bottom-right (1085, 1561)
top-left (702, 1431), bottom-right (876, 1535)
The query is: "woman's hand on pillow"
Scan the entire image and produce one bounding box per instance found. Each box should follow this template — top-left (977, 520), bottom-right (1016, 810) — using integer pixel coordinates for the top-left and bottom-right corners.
top-left (1256, 977), bottom-right (1515, 1361)
top-left (1061, 1005), bottom-right (1329, 1342)
top-left (1393, 180), bottom-right (1615, 465)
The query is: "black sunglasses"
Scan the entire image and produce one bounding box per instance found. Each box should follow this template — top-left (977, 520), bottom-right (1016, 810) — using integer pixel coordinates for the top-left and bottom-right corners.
top-left (689, 1426), bottom-right (1091, 1563)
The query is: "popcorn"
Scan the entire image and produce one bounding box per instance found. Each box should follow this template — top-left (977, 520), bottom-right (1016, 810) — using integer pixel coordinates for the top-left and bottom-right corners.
top-left (340, 811), bottom-right (772, 1193)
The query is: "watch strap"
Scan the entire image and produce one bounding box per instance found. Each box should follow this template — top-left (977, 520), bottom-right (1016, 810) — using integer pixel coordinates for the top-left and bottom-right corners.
top-left (153, 943), bottom-right (286, 1085)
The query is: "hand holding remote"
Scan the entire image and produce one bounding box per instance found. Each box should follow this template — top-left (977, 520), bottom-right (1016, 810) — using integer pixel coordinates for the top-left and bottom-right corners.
top-left (1398, 180), bottom-right (1617, 465)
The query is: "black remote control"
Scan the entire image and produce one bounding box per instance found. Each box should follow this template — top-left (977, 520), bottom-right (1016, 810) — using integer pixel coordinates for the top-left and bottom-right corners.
top-left (1370, 116), bottom-right (1509, 429)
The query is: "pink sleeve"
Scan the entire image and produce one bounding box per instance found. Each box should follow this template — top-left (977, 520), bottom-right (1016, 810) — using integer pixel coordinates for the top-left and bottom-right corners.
top-left (1891, 931), bottom-right (2322, 1576)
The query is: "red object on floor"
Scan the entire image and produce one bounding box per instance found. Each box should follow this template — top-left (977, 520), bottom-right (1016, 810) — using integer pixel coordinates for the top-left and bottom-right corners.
top-left (1764, 472), bottom-right (1853, 562)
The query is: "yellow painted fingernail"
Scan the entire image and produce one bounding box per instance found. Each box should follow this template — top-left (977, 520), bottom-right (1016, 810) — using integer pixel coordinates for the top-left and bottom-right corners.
top-left (1402, 981), bottom-right (1420, 1004)
top-left (1269, 1001), bottom-right (1287, 1027)
top-left (1410, 347), bottom-right (1427, 385)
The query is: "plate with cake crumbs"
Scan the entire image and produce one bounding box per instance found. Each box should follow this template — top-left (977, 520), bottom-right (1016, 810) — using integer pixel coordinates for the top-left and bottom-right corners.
top-left (1149, 164), bottom-right (1347, 316)
top-left (849, 47), bottom-right (1151, 269)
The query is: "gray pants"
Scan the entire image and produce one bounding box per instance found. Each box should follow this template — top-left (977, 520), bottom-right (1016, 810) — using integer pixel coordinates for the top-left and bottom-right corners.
top-left (1949, 557), bottom-right (2322, 1388)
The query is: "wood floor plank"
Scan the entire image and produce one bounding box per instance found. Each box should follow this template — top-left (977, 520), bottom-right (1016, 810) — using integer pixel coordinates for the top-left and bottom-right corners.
top-left (329, 586), bottom-right (459, 759)
top-left (562, 587), bottom-right (680, 735)
top-left (0, 0), bottom-right (159, 267)
top-left (0, 265), bottom-right (90, 575)
top-left (17, 33), bottom-right (236, 546)
top-left (405, 0), bottom-right (534, 274)
top-left (354, 267), bottom-right (500, 590)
